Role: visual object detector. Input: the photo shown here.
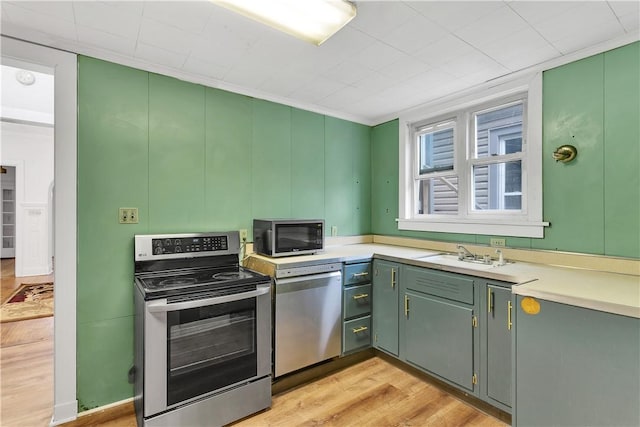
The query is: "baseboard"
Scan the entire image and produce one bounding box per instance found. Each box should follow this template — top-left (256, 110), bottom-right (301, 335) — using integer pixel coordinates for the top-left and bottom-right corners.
top-left (59, 398), bottom-right (134, 426)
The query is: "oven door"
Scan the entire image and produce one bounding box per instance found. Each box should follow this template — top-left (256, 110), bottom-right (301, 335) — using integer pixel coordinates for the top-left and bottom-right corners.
top-left (142, 283), bottom-right (271, 417)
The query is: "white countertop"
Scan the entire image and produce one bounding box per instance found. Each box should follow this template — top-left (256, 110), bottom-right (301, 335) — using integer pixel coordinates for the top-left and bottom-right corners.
top-left (247, 243), bottom-right (640, 319)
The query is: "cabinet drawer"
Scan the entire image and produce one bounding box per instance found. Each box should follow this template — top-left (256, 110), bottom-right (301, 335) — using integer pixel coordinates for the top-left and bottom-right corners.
top-left (404, 266), bottom-right (474, 305)
top-left (343, 284), bottom-right (372, 319)
top-left (343, 316), bottom-right (371, 353)
top-left (343, 262), bottom-right (372, 286)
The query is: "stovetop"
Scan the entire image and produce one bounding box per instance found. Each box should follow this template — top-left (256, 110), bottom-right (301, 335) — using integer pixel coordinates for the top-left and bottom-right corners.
top-left (136, 266), bottom-right (271, 299)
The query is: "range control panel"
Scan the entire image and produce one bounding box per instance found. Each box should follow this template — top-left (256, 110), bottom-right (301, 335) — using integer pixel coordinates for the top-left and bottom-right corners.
top-left (134, 232), bottom-right (241, 261)
top-left (152, 236), bottom-right (228, 255)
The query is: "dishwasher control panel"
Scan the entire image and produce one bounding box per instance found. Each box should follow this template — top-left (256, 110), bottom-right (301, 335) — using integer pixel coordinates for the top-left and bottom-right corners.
top-left (275, 262), bottom-right (342, 279)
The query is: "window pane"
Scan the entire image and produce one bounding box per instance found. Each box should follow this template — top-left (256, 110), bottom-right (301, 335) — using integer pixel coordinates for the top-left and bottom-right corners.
top-left (418, 127), bottom-right (454, 174)
top-left (475, 103), bottom-right (523, 158)
top-left (417, 175), bottom-right (459, 215)
top-left (473, 161), bottom-right (522, 210)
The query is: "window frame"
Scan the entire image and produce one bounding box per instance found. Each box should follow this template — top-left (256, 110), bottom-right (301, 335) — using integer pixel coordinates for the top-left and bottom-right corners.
top-left (397, 72), bottom-right (548, 238)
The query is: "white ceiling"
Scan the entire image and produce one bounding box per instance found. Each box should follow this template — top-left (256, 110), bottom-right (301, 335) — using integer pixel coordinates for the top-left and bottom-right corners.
top-left (1, 1), bottom-right (638, 125)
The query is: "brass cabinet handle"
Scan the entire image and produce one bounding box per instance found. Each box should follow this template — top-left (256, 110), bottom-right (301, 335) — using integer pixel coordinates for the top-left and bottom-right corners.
top-left (352, 272), bottom-right (369, 277)
top-left (488, 288), bottom-right (493, 313)
top-left (507, 301), bottom-right (513, 330)
top-left (352, 293), bottom-right (369, 300)
top-left (404, 295), bottom-right (409, 317)
top-left (352, 326), bottom-right (368, 334)
top-left (391, 268), bottom-right (396, 289)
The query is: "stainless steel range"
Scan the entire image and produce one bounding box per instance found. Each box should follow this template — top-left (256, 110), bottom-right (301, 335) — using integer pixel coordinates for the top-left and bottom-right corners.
top-left (133, 231), bottom-right (272, 427)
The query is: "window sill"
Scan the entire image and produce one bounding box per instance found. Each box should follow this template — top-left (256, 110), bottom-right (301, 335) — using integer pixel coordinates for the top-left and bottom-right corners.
top-left (397, 218), bottom-right (549, 238)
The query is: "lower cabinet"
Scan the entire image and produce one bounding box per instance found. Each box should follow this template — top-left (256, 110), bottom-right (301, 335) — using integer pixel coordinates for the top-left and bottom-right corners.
top-left (400, 265), bottom-right (478, 393)
top-left (514, 296), bottom-right (640, 426)
top-left (482, 282), bottom-right (512, 410)
top-left (404, 290), bottom-right (475, 391)
top-left (342, 261), bottom-right (372, 355)
top-left (372, 260), bottom-right (400, 356)
top-left (371, 260), bottom-right (517, 414)
top-left (343, 316), bottom-right (371, 353)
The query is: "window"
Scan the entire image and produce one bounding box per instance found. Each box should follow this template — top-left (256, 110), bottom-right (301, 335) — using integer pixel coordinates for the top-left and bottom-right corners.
top-left (398, 74), bottom-right (548, 237)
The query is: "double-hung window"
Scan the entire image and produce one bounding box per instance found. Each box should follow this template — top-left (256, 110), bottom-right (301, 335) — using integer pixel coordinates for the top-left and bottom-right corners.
top-left (398, 75), bottom-right (548, 237)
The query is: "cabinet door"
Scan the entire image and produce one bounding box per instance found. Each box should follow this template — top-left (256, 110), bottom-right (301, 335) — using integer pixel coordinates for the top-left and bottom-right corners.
top-left (372, 260), bottom-right (399, 356)
top-left (405, 291), bottom-right (474, 391)
top-left (515, 297), bottom-right (640, 427)
top-left (486, 285), bottom-right (511, 407)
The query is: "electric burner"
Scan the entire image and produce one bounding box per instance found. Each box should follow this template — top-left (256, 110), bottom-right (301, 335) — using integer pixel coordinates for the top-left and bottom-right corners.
top-left (159, 277), bottom-right (197, 287)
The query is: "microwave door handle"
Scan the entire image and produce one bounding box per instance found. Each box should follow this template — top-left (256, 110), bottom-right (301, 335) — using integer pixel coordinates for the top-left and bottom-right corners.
top-left (147, 284), bottom-right (270, 313)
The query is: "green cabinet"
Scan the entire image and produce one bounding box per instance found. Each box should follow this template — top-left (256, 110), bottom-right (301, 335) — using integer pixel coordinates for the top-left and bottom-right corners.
top-left (482, 282), bottom-right (513, 411)
top-left (342, 261), bottom-right (372, 354)
top-left (400, 266), bottom-right (477, 392)
top-left (372, 260), bottom-right (400, 356)
top-left (514, 297), bottom-right (640, 426)
top-left (404, 290), bottom-right (475, 391)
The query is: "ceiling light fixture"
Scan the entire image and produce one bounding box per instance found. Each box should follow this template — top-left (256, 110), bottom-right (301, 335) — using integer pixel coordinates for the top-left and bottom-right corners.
top-left (213, 0), bottom-right (356, 46)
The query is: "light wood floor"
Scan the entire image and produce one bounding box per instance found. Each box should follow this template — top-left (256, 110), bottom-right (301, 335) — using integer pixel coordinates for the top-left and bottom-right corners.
top-left (0, 258), bottom-right (506, 427)
top-left (1, 258), bottom-right (55, 427)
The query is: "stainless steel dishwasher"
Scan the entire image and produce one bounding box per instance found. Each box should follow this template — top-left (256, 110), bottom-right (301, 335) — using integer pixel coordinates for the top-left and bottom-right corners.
top-left (273, 262), bottom-right (342, 377)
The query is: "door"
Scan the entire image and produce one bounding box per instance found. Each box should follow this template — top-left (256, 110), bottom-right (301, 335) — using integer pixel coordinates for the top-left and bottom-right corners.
top-left (486, 284), bottom-right (511, 407)
top-left (1, 167), bottom-right (16, 258)
top-left (372, 260), bottom-right (399, 355)
top-left (404, 291), bottom-right (474, 391)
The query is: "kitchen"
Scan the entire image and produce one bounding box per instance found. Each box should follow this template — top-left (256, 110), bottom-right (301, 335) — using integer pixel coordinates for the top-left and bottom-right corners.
top-left (0, 1), bottom-right (638, 426)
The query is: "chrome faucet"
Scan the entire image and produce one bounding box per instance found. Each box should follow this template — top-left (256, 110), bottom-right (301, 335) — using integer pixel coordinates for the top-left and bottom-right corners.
top-left (457, 244), bottom-right (475, 261)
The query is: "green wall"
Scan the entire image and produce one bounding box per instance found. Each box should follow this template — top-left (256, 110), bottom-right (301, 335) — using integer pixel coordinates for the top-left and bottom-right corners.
top-left (76, 56), bottom-right (370, 410)
top-left (372, 42), bottom-right (640, 258)
top-left (76, 41), bottom-right (638, 411)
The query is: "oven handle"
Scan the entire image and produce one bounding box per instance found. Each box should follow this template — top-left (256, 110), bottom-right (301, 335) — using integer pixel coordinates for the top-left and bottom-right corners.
top-left (146, 284), bottom-right (270, 313)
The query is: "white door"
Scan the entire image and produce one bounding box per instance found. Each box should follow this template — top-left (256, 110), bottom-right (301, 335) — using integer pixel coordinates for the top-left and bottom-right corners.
top-left (1, 166), bottom-right (16, 258)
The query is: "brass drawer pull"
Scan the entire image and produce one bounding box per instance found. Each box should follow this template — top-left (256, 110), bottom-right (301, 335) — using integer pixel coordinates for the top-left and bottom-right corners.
top-left (508, 301), bottom-right (513, 330)
top-left (352, 272), bottom-right (369, 277)
top-left (352, 293), bottom-right (369, 300)
top-left (352, 326), bottom-right (368, 334)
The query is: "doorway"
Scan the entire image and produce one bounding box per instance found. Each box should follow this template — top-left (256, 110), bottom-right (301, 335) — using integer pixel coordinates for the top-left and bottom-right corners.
top-left (1, 165), bottom-right (16, 259)
top-left (1, 36), bottom-right (78, 426)
top-left (0, 58), bottom-right (56, 426)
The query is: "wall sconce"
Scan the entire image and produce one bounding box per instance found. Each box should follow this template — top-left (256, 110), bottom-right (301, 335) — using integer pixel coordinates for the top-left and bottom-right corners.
top-left (552, 145), bottom-right (577, 163)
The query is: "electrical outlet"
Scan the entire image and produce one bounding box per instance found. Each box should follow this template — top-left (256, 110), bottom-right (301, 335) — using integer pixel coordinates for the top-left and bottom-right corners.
top-left (331, 226), bottom-right (338, 237)
top-left (239, 229), bottom-right (248, 242)
top-left (490, 238), bottom-right (506, 247)
top-left (119, 208), bottom-right (139, 224)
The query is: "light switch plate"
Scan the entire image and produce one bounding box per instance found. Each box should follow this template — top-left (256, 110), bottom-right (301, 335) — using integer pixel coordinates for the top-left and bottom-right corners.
top-left (119, 208), bottom-right (138, 224)
top-left (331, 226), bottom-right (338, 236)
top-left (239, 229), bottom-right (248, 242)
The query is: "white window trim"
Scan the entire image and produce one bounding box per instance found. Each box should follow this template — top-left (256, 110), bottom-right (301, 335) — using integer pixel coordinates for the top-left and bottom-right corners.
top-left (398, 71), bottom-right (548, 238)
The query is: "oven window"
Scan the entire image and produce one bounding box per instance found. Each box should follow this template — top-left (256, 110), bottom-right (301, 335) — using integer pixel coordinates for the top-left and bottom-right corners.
top-left (166, 298), bottom-right (257, 406)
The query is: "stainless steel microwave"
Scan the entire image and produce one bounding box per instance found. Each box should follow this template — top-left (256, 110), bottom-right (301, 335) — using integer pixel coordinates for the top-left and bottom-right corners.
top-left (253, 219), bottom-right (324, 257)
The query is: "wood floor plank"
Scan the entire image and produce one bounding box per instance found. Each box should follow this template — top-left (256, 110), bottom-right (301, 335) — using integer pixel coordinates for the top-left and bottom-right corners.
top-left (233, 358), bottom-right (507, 427)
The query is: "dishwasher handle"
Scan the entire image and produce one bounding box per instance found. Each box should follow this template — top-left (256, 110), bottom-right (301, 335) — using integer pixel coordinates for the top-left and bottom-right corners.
top-left (275, 271), bottom-right (342, 294)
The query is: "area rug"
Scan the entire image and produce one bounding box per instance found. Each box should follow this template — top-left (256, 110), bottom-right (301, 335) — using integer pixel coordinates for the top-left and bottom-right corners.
top-left (0, 282), bottom-right (54, 323)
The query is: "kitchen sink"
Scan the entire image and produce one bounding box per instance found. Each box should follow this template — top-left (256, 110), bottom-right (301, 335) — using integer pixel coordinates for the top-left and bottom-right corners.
top-left (416, 254), bottom-right (510, 271)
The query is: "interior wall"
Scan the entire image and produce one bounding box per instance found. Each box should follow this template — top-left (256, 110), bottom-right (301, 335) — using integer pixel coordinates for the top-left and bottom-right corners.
top-left (372, 41), bottom-right (640, 259)
top-left (0, 121), bottom-right (54, 274)
top-left (76, 56), bottom-right (371, 410)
